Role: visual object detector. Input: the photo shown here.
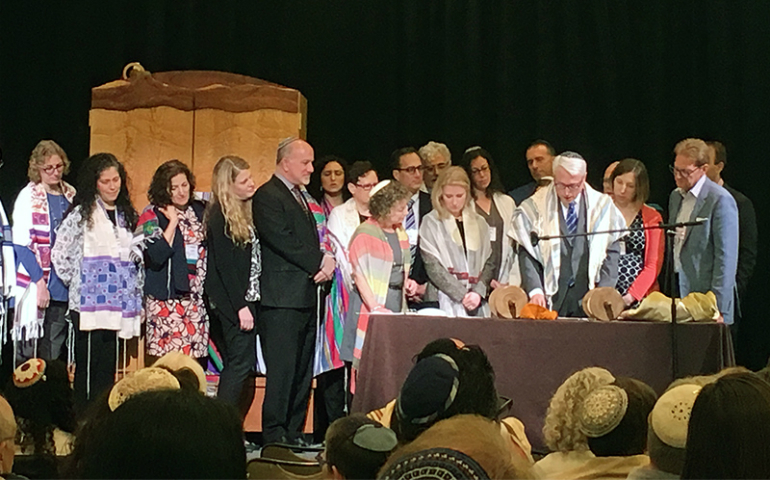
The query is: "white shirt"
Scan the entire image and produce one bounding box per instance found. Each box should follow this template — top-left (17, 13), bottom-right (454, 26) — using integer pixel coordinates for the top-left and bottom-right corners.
top-left (674, 174), bottom-right (707, 272)
top-left (405, 192), bottom-right (421, 247)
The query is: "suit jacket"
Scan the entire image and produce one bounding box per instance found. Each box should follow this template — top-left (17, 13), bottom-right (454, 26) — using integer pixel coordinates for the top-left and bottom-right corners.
top-left (668, 177), bottom-right (739, 324)
top-left (409, 190), bottom-right (433, 285)
top-left (509, 181), bottom-right (538, 206)
top-left (253, 175), bottom-right (324, 309)
top-left (723, 183), bottom-right (757, 300)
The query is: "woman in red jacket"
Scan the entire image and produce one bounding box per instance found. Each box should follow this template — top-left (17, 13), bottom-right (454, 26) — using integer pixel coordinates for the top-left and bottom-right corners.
top-left (610, 159), bottom-right (664, 307)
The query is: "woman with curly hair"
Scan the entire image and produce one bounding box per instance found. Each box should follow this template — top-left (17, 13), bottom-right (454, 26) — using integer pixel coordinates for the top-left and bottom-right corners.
top-left (203, 156), bottom-right (259, 412)
top-left (534, 366), bottom-right (616, 478)
top-left (137, 160), bottom-right (209, 362)
top-left (50, 153), bottom-right (142, 410)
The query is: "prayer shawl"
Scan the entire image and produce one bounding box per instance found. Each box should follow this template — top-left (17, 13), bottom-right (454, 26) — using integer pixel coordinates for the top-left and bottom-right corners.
top-left (471, 192), bottom-right (521, 286)
top-left (510, 183), bottom-right (625, 306)
top-left (327, 198), bottom-right (362, 292)
top-left (420, 208), bottom-right (493, 317)
top-left (12, 181), bottom-right (75, 290)
top-left (349, 219), bottom-right (410, 368)
top-left (51, 202), bottom-right (143, 339)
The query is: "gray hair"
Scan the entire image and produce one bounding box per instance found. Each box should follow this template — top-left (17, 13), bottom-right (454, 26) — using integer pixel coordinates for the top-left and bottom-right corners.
top-left (418, 141), bottom-right (451, 165)
top-left (553, 151), bottom-right (587, 176)
top-left (276, 137), bottom-right (300, 164)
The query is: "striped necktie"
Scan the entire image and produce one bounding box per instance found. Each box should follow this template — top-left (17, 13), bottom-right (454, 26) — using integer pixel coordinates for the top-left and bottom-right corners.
top-left (405, 199), bottom-right (417, 264)
top-left (566, 201), bottom-right (578, 235)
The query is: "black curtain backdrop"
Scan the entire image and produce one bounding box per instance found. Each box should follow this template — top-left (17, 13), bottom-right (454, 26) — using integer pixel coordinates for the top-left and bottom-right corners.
top-left (1, 1), bottom-right (768, 368)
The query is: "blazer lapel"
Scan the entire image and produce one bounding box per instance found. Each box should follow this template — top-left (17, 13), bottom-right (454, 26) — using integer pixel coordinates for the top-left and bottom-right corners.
top-left (682, 181), bottom-right (709, 247)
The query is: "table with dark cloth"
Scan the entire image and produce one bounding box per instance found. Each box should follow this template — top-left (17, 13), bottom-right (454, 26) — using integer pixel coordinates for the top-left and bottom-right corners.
top-left (352, 314), bottom-right (734, 453)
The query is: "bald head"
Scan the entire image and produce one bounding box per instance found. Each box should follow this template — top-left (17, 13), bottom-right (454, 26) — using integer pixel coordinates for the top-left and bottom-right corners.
top-left (276, 138), bottom-right (315, 186)
top-left (603, 161), bottom-right (620, 194)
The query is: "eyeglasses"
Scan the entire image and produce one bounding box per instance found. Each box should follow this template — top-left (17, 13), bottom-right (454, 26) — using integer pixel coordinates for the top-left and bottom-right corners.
top-left (396, 165), bottom-right (424, 175)
top-left (41, 163), bottom-right (64, 174)
top-left (471, 165), bottom-right (489, 176)
top-left (669, 164), bottom-right (701, 178)
top-left (554, 181), bottom-right (583, 193)
top-left (355, 183), bottom-right (378, 191)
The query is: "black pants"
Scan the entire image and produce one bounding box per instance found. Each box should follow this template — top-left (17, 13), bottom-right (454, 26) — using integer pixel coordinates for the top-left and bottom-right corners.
top-left (258, 306), bottom-right (316, 444)
top-left (40, 300), bottom-right (69, 361)
top-left (209, 305), bottom-right (257, 417)
top-left (314, 366), bottom-right (348, 441)
top-left (72, 311), bottom-right (117, 412)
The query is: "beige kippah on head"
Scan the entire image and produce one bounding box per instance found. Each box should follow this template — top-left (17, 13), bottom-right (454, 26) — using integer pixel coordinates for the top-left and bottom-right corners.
top-left (108, 367), bottom-right (181, 411)
top-left (651, 384), bottom-right (702, 448)
top-left (579, 385), bottom-right (628, 438)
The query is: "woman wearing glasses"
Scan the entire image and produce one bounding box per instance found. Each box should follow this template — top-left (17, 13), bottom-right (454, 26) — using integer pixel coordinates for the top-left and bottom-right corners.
top-left (610, 159), bottom-right (664, 306)
top-left (462, 146), bottom-right (519, 289)
top-left (12, 140), bottom-right (76, 361)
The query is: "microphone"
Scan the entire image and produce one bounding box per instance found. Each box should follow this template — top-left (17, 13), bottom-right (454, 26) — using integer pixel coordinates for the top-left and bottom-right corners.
top-left (676, 218), bottom-right (707, 227)
top-left (530, 232), bottom-right (540, 246)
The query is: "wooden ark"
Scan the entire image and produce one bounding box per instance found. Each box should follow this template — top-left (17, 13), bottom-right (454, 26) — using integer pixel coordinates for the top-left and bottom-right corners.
top-left (89, 63), bottom-right (308, 209)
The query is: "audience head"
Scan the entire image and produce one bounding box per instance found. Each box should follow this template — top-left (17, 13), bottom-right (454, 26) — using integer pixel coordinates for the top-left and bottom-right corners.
top-left (431, 166), bottom-right (471, 219)
top-left (324, 414), bottom-right (397, 480)
top-left (70, 152), bottom-right (138, 229)
top-left (682, 372), bottom-right (770, 479)
top-left (461, 146), bottom-right (504, 199)
top-left (208, 155), bottom-right (255, 245)
top-left (610, 158), bottom-right (650, 206)
top-left (0, 395), bottom-right (17, 474)
top-left (602, 161), bottom-right (619, 194)
top-left (380, 415), bottom-right (528, 480)
top-left (705, 140), bottom-right (727, 183)
top-left (647, 383), bottom-right (702, 475)
top-left (28, 139), bottom-right (70, 187)
top-left (368, 180), bottom-right (411, 229)
top-left (347, 160), bottom-right (378, 208)
top-left (672, 138), bottom-right (709, 192)
top-left (153, 351), bottom-right (207, 394)
top-left (73, 389), bottom-right (246, 479)
top-left (277, 137), bottom-right (315, 186)
top-left (107, 367), bottom-right (181, 412)
top-left (5, 359), bottom-right (75, 456)
top-left (312, 155), bottom-right (348, 201)
top-left (391, 147), bottom-right (424, 195)
top-left (393, 339), bottom-right (498, 444)
top-left (148, 159), bottom-right (196, 209)
top-left (525, 140), bottom-right (556, 182)
top-left (552, 151), bottom-right (587, 206)
top-left (580, 376), bottom-right (657, 457)
top-left (419, 141), bottom-right (452, 190)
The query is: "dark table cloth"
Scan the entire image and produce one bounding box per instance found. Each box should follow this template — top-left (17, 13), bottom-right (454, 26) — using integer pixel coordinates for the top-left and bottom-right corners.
top-left (352, 315), bottom-right (734, 453)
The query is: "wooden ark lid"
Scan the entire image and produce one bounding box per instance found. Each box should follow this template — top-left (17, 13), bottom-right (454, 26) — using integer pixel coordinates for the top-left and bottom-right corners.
top-left (91, 62), bottom-right (305, 113)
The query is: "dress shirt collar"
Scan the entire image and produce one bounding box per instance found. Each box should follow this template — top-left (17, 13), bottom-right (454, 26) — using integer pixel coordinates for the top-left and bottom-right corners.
top-left (678, 173), bottom-right (707, 199)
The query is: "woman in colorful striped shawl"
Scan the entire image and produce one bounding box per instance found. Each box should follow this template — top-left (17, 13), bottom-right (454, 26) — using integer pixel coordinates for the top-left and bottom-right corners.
top-left (347, 180), bottom-right (414, 368)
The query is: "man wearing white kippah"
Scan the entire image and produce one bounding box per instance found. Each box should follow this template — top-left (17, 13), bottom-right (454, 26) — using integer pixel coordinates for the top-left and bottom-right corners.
top-left (511, 151), bottom-right (625, 316)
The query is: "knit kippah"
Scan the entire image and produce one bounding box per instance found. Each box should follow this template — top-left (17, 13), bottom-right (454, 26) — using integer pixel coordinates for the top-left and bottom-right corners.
top-left (579, 385), bottom-right (628, 438)
top-left (108, 367), bottom-right (180, 411)
top-left (379, 448), bottom-right (490, 480)
top-left (396, 354), bottom-right (460, 426)
top-left (651, 384), bottom-right (702, 448)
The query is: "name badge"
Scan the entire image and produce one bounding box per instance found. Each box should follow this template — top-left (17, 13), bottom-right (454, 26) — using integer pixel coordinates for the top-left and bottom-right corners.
top-left (406, 228), bottom-right (418, 246)
top-left (489, 226), bottom-right (497, 242)
top-left (619, 239), bottom-right (626, 256)
top-left (185, 243), bottom-right (200, 264)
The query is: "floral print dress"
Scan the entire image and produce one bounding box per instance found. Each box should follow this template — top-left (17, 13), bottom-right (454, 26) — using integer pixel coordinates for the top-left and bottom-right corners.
top-left (145, 206), bottom-right (209, 358)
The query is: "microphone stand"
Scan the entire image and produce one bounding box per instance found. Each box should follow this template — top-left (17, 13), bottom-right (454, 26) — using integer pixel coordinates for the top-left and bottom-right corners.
top-left (532, 218), bottom-right (706, 381)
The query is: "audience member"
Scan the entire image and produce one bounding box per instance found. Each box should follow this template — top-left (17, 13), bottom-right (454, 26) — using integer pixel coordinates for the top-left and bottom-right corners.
top-left (138, 160), bottom-right (209, 362)
top-left (152, 350), bottom-right (207, 394)
top-left (682, 372), bottom-right (770, 479)
top-left (12, 140), bottom-right (76, 362)
top-left (512, 151), bottom-right (624, 316)
top-left (323, 414), bottom-right (397, 480)
top-left (461, 146), bottom-right (519, 288)
top-left (310, 155), bottom-right (350, 216)
top-left (204, 156), bottom-right (259, 416)
top-left (420, 167), bottom-right (496, 317)
top-left (0, 395), bottom-right (18, 479)
top-left (609, 159), bottom-right (664, 306)
top-left (669, 138), bottom-right (738, 324)
top-left (418, 141), bottom-right (451, 192)
top-left (509, 140), bottom-right (556, 204)
top-left (50, 153), bottom-right (142, 411)
top-left (535, 367), bottom-right (615, 478)
top-left (72, 389), bottom-right (246, 479)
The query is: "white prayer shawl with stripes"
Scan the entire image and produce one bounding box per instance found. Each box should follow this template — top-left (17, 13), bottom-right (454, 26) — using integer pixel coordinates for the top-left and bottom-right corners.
top-left (510, 183), bottom-right (625, 305)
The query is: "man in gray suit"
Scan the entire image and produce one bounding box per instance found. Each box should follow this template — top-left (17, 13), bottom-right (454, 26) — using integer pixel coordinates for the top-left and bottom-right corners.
top-left (669, 138), bottom-right (739, 324)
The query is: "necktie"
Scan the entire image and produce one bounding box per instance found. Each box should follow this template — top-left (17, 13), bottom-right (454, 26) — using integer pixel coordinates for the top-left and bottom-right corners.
top-left (674, 190), bottom-right (696, 272)
top-left (566, 201), bottom-right (578, 235)
top-left (292, 185), bottom-right (313, 223)
top-left (405, 199), bottom-right (417, 266)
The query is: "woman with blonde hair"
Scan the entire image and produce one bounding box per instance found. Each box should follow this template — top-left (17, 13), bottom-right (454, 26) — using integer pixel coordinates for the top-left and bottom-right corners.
top-left (203, 155), bottom-right (259, 412)
top-left (419, 167), bottom-right (496, 317)
top-left (12, 140), bottom-right (76, 361)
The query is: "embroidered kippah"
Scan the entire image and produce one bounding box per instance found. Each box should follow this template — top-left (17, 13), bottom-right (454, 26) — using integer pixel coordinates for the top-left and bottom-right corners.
top-left (13, 358), bottom-right (46, 388)
top-left (379, 447), bottom-right (490, 480)
top-left (579, 385), bottom-right (628, 438)
top-left (651, 384), bottom-right (702, 448)
top-left (108, 367), bottom-right (181, 411)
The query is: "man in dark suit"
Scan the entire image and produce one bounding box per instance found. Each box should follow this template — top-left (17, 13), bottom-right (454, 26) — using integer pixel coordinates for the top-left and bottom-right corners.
top-left (705, 141), bottom-right (757, 308)
top-left (253, 138), bottom-right (335, 445)
top-left (508, 140), bottom-right (556, 205)
top-left (391, 147), bottom-right (434, 308)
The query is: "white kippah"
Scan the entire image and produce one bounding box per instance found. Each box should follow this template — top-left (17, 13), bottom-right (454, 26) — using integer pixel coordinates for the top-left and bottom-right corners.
top-left (651, 384), bottom-right (702, 448)
top-left (369, 180), bottom-right (392, 197)
top-left (579, 385), bottom-right (628, 438)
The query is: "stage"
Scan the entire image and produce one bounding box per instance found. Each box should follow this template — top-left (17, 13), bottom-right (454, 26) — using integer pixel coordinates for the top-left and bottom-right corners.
top-left (351, 314), bottom-right (734, 453)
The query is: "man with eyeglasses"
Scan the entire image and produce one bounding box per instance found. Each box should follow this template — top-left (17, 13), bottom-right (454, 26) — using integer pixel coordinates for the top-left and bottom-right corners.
top-left (668, 138), bottom-right (738, 325)
top-left (511, 152), bottom-right (625, 317)
top-left (391, 147), bottom-right (435, 309)
top-left (418, 141), bottom-right (452, 192)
